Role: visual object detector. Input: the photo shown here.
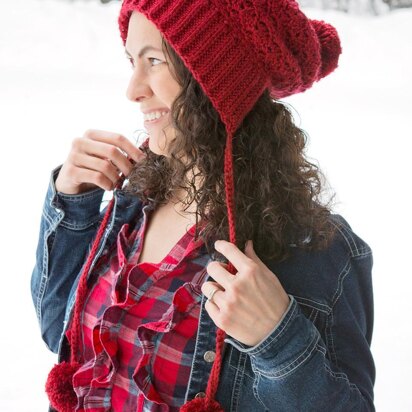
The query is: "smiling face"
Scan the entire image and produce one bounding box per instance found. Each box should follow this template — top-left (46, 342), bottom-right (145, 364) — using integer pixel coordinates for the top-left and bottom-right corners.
top-left (125, 11), bottom-right (181, 156)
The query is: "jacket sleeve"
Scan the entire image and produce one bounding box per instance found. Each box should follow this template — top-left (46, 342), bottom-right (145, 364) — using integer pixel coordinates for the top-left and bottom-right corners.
top-left (224, 243), bottom-right (375, 411)
top-left (30, 165), bottom-right (106, 353)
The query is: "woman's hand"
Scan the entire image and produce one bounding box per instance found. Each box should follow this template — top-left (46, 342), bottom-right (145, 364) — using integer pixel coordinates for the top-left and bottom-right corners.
top-left (202, 240), bottom-right (290, 347)
top-left (55, 129), bottom-right (145, 195)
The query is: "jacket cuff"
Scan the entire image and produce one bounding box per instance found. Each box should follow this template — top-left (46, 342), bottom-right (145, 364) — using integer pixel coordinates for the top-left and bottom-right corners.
top-left (224, 295), bottom-right (320, 376)
top-left (224, 293), bottom-right (294, 352)
top-left (46, 164), bottom-right (105, 230)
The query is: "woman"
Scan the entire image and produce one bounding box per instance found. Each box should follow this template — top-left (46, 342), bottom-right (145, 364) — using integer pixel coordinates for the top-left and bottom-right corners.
top-left (31, 1), bottom-right (375, 411)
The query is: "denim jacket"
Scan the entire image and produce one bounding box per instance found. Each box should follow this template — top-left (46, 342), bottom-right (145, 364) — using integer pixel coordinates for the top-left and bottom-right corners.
top-left (31, 165), bottom-right (375, 411)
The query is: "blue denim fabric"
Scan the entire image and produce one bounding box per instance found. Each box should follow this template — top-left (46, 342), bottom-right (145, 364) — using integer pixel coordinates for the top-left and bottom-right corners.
top-left (31, 165), bottom-right (375, 411)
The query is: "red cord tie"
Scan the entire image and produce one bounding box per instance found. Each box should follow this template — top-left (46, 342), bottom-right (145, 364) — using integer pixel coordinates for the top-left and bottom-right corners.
top-left (45, 175), bottom-right (126, 412)
top-left (180, 129), bottom-right (236, 412)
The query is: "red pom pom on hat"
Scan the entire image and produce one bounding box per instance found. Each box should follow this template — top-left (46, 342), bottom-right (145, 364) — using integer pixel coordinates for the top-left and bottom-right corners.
top-left (310, 19), bottom-right (342, 79)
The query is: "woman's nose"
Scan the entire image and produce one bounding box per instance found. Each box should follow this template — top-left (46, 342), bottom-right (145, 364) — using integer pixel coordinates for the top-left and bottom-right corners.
top-left (126, 69), bottom-right (152, 102)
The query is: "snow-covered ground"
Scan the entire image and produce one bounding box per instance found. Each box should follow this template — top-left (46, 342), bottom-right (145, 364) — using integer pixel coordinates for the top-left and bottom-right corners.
top-left (1, 0), bottom-right (411, 410)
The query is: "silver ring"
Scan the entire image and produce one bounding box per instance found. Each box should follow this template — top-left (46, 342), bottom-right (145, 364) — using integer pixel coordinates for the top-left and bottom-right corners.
top-left (207, 287), bottom-right (219, 304)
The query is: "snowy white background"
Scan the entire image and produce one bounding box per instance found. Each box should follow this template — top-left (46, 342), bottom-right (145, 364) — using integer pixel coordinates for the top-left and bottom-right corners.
top-left (0, 0), bottom-right (411, 410)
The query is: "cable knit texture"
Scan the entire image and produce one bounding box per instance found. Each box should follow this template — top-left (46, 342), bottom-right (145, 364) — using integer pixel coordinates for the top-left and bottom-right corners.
top-left (119, 0), bottom-right (342, 130)
top-left (46, 1), bottom-right (342, 411)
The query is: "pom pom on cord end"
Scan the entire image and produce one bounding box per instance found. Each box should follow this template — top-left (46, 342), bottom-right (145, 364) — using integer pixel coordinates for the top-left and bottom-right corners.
top-left (45, 361), bottom-right (80, 412)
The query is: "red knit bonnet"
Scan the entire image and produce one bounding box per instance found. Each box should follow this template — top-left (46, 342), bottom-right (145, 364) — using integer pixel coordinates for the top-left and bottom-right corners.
top-left (46, 0), bottom-right (342, 411)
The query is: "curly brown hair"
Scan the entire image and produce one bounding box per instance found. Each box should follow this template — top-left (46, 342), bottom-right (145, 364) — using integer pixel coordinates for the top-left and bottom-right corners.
top-left (124, 35), bottom-right (338, 263)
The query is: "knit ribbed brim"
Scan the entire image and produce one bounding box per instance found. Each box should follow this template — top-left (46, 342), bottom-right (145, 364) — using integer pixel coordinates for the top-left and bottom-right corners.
top-left (119, 0), bottom-right (269, 135)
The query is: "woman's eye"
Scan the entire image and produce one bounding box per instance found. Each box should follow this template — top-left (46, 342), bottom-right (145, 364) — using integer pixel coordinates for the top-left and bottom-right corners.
top-left (126, 57), bottom-right (163, 69)
top-left (148, 57), bottom-right (163, 66)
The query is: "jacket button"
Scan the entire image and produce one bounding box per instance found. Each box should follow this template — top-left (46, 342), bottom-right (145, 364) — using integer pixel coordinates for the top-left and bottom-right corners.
top-left (195, 392), bottom-right (206, 398)
top-left (203, 350), bottom-right (216, 363)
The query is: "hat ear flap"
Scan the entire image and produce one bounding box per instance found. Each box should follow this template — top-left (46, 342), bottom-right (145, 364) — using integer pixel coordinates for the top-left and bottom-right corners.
top-left (310, 19), bottom-right (342, 79)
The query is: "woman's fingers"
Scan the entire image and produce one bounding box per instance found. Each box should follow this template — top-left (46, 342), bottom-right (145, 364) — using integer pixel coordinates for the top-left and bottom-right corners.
top-left (68, 165), bottom-right (116, 192)
top-left (73, 153), bottom-right (121, 185)
top-left (214, 240), bottom-right (254, 273)
top-left (83, 129), bottom-right (144, 163)
top-left (206, 260), bottom-right (235, 290)
top-left (55, 129), bottom-right (145, 195)
top-left (202, 281), bottom-right (224, 307)
top-left (72, 138), bottom-right (133, 178)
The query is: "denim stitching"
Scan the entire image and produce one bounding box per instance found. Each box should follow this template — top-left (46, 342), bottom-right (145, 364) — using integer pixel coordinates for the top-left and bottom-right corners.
top-left (42, 208), bottom-right (57, 228)
top-left (37, 232), bottom-right (49, 322)
top-left (316, 342), bottom-right (327, 356)
top-left (319, 349), bottom-right (365, 398)
top-left (230, 352), bottom-right (246, 410)
top-left (331, 218), bottom-right (372, 258)
top-left (328, 258), bottom-right (353, 367)
top-left (59, 217), bottom-right (101, 231)
top-left (57, 189), bottom-right (104, 201)
top-left (185, 293), bottom-right (214, 401)
top-left (331, 259), bottom-right (351, 306)
top-left (330, 218), bottom-right (359, 256)
top-left (331, 310), bottom-right (339, 366)
top-left (229, 354), bottom-right (240, 409)
top-left (324, 310), bottom-right (337, 366)
top-left (313, 309), bottom-right (319, 323)
top-left (256, 333), bottom-right (320, 379)
top-left (252, 372), bottom-right (269, 410)
top-left (37, 210), bottom-right (64, 325)
top-left (229, 348), bottom-right (254, 379)
top-left (293, 295), bottom-right (331, 314)
top-left (309, 307), bottom-right (315, 321)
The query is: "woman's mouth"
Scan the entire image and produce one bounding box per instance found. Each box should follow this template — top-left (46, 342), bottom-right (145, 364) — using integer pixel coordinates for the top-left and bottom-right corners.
top-left (143, 110), bottom-right (169, 126)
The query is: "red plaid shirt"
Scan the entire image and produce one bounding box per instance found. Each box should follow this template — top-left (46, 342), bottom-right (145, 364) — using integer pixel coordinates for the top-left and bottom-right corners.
top-left (70, 203), bottom-right (210, 411)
